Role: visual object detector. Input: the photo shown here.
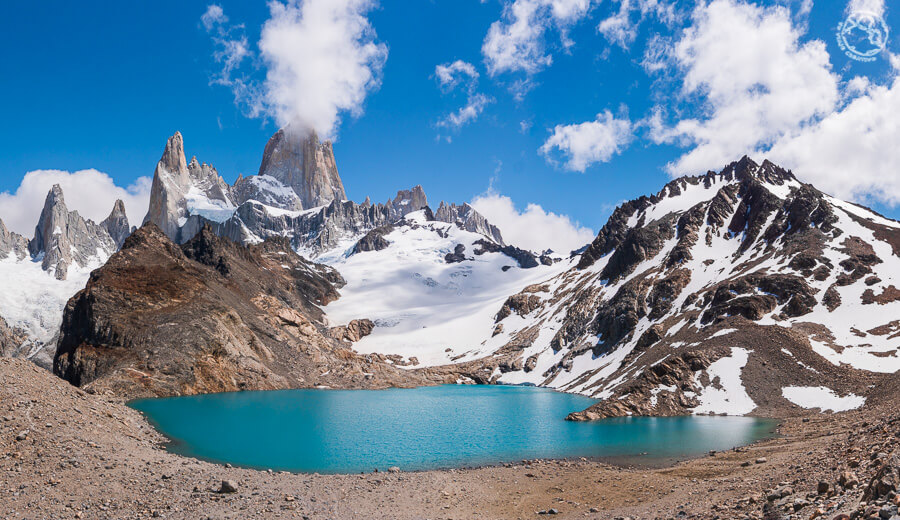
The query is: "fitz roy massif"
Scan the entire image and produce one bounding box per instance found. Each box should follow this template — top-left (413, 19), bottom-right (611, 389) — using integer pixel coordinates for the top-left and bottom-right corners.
top-left (2, 126), bottom-right (898, 422)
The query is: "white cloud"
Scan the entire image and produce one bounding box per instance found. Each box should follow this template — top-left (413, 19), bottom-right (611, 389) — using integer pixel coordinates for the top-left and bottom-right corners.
top-left (203, 1), bottom-right (387, 138)
top-left (435, 60), bottom-right (479, 92)
top-left (482, 0), bottom-right (595, 77)
top-left (597, 0), bottom-right (680, 48)
top-left (0, 170), bottom-right (152, 237)
top-left (259, 0), bottom-right (387, 137)
top-left (847, 0), bottom-right (884, 17)
top-left (652, 0), bottom-right (839, 176)
top-left (540, 110), bottom-right (633, 171)
top-left (470, 192), bottom-right (595, 253)
top-left (766, 72), bottom-right (900, 205)
top-left (437, 93), bottom-right (494, 130)
top-left (201, 4), bottom-right (227, 31)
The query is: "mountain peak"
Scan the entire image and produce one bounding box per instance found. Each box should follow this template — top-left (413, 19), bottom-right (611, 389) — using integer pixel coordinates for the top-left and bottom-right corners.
top-left (720, 155), bottom-right (796, 185)
top-left (161, 131), bottom-right (188, 175)
top-left (258, 125), bottom-right (347, 210)
top-left (101, 199), bottom-right (131, 249)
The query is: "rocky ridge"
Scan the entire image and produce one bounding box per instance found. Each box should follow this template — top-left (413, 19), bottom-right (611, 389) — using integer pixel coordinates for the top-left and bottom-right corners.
top-left (52, 223), bottom-right (427, 399)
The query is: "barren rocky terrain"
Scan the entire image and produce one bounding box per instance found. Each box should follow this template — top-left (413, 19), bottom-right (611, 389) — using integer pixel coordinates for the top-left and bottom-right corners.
top-left (3, 357), bottom-right (899, 520)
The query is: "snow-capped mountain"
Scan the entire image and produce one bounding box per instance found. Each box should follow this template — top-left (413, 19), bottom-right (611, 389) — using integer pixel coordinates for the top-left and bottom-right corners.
top-left (0, 185), bottom-right (131, 365)
top-left (141, 129), bottom-right (514, 258)
top-left (5, 125), bottom-right (898, 420)
top-left (432, 157), bottom-right (898, 419)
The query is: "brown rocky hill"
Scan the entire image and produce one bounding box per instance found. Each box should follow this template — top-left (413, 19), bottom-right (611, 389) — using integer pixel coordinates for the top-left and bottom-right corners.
top-left (52, 224), bottom-right (426, 399)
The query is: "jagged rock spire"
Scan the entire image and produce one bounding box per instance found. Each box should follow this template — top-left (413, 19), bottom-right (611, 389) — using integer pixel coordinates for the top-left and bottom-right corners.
top-left (0, 217), bottom-right (28, 261)
top-left (101, 199), bottom-right (131, 249)
top-left (257, 126), bottom-right (347, 210)
top-left (143, 131), bottom-right (234, 242)
top-left (28, 184), bottom-right (117, 280)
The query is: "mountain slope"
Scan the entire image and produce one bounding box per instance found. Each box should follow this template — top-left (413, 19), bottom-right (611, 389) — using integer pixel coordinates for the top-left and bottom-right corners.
top-left (448, 157), bottom-right (896, 418)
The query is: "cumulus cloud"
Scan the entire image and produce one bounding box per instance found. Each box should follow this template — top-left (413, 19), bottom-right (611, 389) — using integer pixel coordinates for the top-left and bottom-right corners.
top-left (766, 70), bottom-right (900, 205)
top-left (540, 110), bottom-right (633, 171)
top-left (482, 0), bottom-right (595, 77)
top-left (0, 170), bottom-right (152, 236)
top-left (259, 0), bottom-right (387, 137)
top-left (470, 191), bottom-right (595, 254)
top-left (203, 1), bottom-right (387, 138)
top-left (651, 0), bottom-right (839, 176)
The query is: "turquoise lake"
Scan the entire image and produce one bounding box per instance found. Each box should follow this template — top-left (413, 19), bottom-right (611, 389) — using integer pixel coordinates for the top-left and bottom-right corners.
top-left (130, 385), bottom-right (777, 473)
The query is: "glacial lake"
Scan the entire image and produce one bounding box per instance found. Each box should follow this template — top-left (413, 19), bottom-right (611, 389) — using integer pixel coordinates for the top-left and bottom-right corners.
top-left (130, 385), bottom-right (777, 473)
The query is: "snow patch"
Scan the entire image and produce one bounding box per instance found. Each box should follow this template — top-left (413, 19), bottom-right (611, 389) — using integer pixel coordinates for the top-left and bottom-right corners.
top-left (781, 386), bottom-right (865, 412)
top-left (692, 347), bottom-right (756, 415)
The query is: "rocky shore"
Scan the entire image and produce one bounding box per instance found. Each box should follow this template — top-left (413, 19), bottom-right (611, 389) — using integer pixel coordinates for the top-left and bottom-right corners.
top-left (2, 357), bottom-right (900, 520)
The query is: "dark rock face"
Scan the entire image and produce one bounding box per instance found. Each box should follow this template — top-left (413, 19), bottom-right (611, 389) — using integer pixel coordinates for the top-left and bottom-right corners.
top-left (352, 225), bottom-right (393, 253)
top-left (53, 224), bottom-right (424, 399)
top-left (566, 351), bottom-right (712, 421)
top-left (473, 239), bottom-right (539, 268)
top-left (444, 244), bottom-right (467, 264)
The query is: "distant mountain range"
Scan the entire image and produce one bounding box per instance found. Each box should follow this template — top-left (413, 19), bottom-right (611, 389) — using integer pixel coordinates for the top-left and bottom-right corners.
top-left (2, 128), bottom-right (898, 419)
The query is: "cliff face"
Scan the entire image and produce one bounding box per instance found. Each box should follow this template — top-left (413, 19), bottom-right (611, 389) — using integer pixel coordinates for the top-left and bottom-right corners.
top-left (256, 126), bottom-right (346, 210)
top-left (53, 224), bottom-right (425, 399)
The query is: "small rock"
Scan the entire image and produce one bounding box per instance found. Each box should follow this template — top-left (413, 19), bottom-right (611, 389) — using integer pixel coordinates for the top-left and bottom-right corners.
top-left (840, 471), bottom-right (859, 489)
top-left (756, 457), bottom-right (768, 464)
top-left (218, 480), bottom-right (238, 494)
top-left (818, 481), bottom-right (830, 495)
top-left (15, 431), bottom-right (27, 441)
top-left (388, 466), bottom-right (401, 473)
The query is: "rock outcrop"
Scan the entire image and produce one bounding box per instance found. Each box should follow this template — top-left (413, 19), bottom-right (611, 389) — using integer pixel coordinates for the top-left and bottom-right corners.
top-left (434, 202), bottom-right (504, 245)
top-left (257, 126), bottom-right (346, 209)
top-left (53, 224), bottom-right (426, 399)
top-left (0, 316), bottom-right (26, 358)
top-left (0, 218), bottom-right (28, 260)
top-left (27, 185), bottom-right (118, 280)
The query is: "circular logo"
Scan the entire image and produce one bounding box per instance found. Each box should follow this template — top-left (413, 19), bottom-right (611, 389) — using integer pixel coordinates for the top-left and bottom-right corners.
top-left (837, 11), bottom-right (890, 62)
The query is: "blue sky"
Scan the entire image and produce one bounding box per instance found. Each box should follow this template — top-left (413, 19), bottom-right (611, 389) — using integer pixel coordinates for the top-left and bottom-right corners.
top-left (0, 0), bottom-right (898, 250)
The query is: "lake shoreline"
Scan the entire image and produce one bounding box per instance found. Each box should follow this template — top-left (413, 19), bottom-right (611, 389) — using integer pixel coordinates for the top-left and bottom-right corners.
top-left (2, 357), bottom-right (893, 519)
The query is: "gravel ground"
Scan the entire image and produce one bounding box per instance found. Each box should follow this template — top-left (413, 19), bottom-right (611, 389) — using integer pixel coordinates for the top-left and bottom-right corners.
top-left (2, 358), bottom-right (898, 520)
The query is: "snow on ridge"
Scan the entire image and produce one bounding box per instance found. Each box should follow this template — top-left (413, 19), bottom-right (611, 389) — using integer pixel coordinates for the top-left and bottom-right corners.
top-left (322, 219), bottom-right (570, 367)
top-left (781, 386), bottom-right (865, 412)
